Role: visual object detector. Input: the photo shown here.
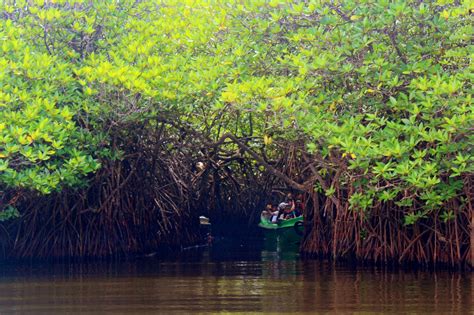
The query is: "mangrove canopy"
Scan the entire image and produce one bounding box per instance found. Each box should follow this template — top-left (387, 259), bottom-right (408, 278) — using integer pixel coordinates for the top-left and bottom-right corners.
top-left (0, 0), bottom-right (472, 267)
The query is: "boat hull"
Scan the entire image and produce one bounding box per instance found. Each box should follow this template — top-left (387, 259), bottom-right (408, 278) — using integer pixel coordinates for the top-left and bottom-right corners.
top-left (258, 215), bottom-right (303, 230)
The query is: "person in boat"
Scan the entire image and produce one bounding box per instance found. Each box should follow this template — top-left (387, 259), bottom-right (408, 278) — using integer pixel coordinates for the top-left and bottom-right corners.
top-left (274, 193), bottom-right (295, 221)
top-left (261, 203), bottom-right (273, 221)
top-left (262, 203), bottom-right (280, 223)
top-left (283, 193), bottom-right (297, 219)
top-left (295, 193), bottom-right (304, 217)
top-left (275, 202), bottom-right (287, 222)
top-left (271, 205), bottom-right (280, 223)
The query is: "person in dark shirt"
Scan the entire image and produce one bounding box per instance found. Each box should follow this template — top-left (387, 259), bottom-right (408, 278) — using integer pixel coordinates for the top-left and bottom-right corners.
top-left (276, 193), bottom-right (296, 220)
top-left (295, 193), bottom-right (304, 217)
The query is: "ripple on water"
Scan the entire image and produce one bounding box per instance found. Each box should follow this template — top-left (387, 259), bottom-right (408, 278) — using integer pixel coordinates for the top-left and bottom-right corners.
top-left (0, 235), bottom-right (472, 314)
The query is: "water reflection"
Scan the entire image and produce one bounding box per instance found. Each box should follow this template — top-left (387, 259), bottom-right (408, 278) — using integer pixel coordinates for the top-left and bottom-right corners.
top-left (0, 230), bottom-right (472, 314)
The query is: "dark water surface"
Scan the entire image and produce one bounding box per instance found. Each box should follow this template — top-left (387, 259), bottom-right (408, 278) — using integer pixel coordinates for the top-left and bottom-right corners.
top-left (0, 230), bottom-right (472, 314)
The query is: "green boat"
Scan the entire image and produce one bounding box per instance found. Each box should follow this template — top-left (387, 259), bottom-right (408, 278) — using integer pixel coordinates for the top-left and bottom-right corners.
top-left (258, 215), bottom-right (303, 230)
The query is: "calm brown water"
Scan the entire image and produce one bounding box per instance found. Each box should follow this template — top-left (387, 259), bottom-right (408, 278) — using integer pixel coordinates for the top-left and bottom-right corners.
top-left (0, 231), bottom-right (472, 314)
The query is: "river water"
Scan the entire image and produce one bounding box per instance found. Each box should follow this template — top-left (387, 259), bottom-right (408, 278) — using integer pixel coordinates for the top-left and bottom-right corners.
top-left (0, 229), bottom-right (472, 314)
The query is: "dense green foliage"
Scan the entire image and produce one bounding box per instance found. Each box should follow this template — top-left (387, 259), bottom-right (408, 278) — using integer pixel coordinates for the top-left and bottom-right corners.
top-left (0, 0), bottom-right (472, 262)
top-left (294, 1), bottom-right (473, 224)
top-left (252, 1), bottom-right (473, 224)
top-left (0, 1), bottom-right (103, 197)
top-left (214, 0), bottom-right (473, 225)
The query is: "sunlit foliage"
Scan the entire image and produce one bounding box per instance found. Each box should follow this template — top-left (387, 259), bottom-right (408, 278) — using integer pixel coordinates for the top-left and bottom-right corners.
top-left (0, 0), bottom-right (472, 229)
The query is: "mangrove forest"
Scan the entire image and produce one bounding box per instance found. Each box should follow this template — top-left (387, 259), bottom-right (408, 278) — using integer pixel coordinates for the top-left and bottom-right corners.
top-left (0, 0), bottom-right (473, 269)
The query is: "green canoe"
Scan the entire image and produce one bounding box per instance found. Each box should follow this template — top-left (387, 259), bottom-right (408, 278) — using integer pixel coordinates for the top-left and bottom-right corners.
top-left (258, 215), bottom-right (303, 230)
